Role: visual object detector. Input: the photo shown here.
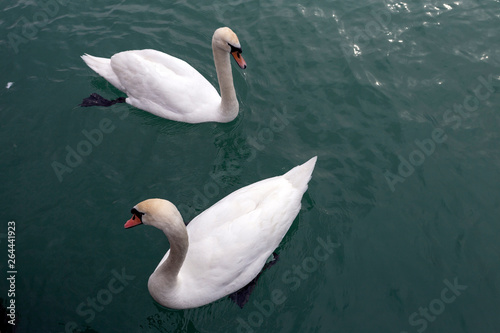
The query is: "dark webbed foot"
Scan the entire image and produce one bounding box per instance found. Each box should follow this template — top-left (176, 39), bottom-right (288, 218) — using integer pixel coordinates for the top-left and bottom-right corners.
top-left (229, 252), bottom-right (280, 308)
top-left (263, 253), bottom-right (279, 270)
top-left (80, 93), bottom-right (126, 107)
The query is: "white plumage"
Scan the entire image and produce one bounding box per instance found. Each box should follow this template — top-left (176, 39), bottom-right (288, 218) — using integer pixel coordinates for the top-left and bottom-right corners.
top-left (81, 27), bottom-right (246, 123)
top-left (125, 156), bottom-right (317, 309)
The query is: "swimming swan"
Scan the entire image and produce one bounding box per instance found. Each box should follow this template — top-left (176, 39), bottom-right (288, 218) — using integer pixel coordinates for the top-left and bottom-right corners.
top-left (81, 27), bottom-right (246, 123)
top-left (124, 157), bottom-right (317, 309)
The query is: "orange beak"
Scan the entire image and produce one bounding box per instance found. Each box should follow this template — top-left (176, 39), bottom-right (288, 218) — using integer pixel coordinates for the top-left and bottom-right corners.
top-left (231, 51), bottom-right (247, 69)
top-left (124, 214), bottom-right (142, 229)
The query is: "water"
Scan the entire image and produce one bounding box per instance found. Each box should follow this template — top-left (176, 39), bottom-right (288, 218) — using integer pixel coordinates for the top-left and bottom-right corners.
top-left (1, 0), bottom-right (499, 332)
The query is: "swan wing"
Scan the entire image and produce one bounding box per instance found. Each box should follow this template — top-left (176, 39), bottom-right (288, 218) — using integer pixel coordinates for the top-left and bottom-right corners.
top-left (110, 50), bottom-right (220, 121)
top-left (180, 177), bottom-right (305, 299)
top-left (187, 156), bottom-right (317, 244)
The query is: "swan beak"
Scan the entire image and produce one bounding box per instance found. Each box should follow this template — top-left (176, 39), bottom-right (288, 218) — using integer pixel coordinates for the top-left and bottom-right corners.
top-left (124, 215), bottom-right (142, 229)
top-left (231, 51), bottom-right (247, 69)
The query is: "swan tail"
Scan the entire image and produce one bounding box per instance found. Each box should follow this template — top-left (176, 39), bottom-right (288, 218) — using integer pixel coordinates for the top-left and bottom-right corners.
top-left (81, 54), bottom-right (125, 91)
top-left (283, 156), bottom-right (317, 190)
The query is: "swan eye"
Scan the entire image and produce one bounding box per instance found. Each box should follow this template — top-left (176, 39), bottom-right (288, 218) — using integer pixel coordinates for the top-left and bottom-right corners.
top-left (228, 43), bottom-right (242, 55)
top-left (131, 208), bottom-right (144, 221)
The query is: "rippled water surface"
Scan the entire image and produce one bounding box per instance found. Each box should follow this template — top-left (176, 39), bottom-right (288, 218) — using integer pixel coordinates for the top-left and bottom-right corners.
top-left (1, 0), bottom-right (500, 332)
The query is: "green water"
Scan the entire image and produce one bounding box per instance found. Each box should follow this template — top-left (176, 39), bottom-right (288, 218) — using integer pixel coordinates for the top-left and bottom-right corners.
top-left (1, 0), bottom-right (500, 332)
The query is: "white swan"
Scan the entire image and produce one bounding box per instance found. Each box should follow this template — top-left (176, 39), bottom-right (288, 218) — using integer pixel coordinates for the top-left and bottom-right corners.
top-left (81, 27), bottom-right (246, 123)
top-left (124, 157), bottom-right (317, 309)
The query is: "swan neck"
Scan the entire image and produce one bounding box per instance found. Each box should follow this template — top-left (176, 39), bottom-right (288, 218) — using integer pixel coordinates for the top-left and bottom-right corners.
top-left (212, 45), bottom-right (238, 118)
top-left (157, 220), bottom-right (188, 281)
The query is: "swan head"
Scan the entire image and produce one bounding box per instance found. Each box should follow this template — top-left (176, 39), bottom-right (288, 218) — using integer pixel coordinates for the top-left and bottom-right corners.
top-left (212, 27), bottom-right (247, 69)
top-left (125, 198), bottom-right (183, 231)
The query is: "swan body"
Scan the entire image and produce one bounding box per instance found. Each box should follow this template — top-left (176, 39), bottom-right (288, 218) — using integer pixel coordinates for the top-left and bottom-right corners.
top-left (125, 157), bottom-right (317, 309)
top-left (81, 27), bottom-right (246, 123)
